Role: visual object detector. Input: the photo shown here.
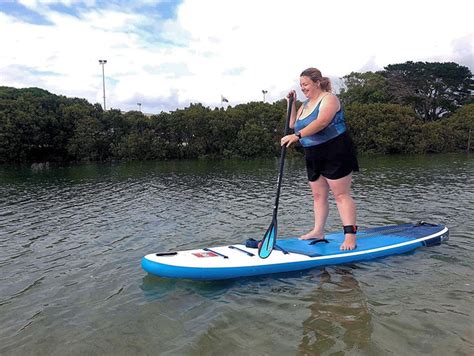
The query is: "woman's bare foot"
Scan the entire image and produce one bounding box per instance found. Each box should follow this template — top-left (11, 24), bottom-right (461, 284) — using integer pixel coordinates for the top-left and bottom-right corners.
top-left (340, 234), bottom-right (356, 250)
top-left (299, 229), bottom-right (325, 240)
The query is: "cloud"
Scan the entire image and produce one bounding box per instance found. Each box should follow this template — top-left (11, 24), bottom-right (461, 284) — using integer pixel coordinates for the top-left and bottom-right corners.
top-left (1, 64), bottom-right (56, 87)
top-left (358, 56), bottom-right (382, 73)
top-left (1, 0), bottom-right (473, 113)
top-left (451, 34), bottom-right (474, 69)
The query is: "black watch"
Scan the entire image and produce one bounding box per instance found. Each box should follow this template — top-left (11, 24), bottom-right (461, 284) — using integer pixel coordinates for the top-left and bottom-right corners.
top-left (295, 132), bottom-right (302, 139)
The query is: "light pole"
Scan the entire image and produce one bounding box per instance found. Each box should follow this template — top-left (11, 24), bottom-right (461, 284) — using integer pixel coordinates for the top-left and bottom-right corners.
top-left (98, 59), bottom-right (107, 110)
top-left (137, 103), bottom-right (142, 112)
top-left (262, 89), bottom-right (268, 102)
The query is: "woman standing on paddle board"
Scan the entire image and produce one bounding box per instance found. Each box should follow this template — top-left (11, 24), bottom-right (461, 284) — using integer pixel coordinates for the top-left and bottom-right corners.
top-left (281, 68), bottom-right (359, 250)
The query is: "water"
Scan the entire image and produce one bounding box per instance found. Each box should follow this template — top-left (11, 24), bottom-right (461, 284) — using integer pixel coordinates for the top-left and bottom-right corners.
top-left (0, 154), bottom-right (473, 355)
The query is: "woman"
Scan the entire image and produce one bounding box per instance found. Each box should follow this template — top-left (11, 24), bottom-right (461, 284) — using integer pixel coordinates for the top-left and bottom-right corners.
top-left (281, 68), bottom-right (359, 250)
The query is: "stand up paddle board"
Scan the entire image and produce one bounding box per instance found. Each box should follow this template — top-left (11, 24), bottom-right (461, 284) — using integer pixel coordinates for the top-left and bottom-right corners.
top-left (141, 222), bottom-right (448, 280)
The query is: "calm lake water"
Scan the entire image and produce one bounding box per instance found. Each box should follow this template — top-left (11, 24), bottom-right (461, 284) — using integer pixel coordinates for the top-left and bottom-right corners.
top-left (0, 154), bottom-right (473, 355)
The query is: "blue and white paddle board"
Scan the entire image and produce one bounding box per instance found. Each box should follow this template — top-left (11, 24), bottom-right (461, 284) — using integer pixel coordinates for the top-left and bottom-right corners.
top-left (141, 222), bottom-right (448, 280)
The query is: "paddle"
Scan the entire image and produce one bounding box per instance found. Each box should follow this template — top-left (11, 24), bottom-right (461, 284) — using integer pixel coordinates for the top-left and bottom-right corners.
top-left (258, 95), bottom-right (294, 258)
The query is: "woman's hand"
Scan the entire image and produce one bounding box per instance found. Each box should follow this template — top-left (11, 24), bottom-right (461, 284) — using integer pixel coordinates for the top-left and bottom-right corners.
top-left (286, 90), bottom-right (296, 102)
top-left (281, 133), bottom-right (300, 147)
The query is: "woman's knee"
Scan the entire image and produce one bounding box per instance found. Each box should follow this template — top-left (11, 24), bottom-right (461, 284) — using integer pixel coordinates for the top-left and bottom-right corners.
top-left (313, 191), bottom-right (329, 202)
top-left (332, 191), bottom-right (352, 204)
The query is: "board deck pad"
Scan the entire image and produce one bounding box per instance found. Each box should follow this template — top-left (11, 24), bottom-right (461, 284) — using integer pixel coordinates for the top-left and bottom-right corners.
top-left (141, 223), bottom-right (449, 280)
top-left (277, 223), bottom-right (442, 257)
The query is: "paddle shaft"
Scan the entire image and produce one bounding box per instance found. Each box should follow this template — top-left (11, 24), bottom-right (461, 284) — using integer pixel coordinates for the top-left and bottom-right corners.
top-left (271, 96), bottom-right (294, 218)
top-left (258, 96), bottom-right (295, 258)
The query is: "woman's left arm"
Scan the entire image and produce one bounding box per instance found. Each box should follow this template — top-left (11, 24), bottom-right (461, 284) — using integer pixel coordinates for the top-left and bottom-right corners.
top-left (280, 94), bottom-right (341, 147)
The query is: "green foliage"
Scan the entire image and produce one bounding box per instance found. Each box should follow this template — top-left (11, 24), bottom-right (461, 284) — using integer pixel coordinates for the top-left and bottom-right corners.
top-left (414, 121), bottom-right (456, 153)
top-left (339, 71), bottom-right (392, 105)
top-left (0, 86), bottom-right (101, 163)
top-left (384, 61), bottom-right (472, 121)
top-left (341, 62), bottom-right (472, 122)
top-left (67, 116), bottom-right (105, 161)
top-left (442, 103), bottom-right (474, 151)
top-left (345, 102), bottom-right (474, 154)
top-left (412, 106), bottom-right (473, 153)
top-left (345, 103), bottom-right (420, 154)
top-left (235, 121), bottom-right (274, 158)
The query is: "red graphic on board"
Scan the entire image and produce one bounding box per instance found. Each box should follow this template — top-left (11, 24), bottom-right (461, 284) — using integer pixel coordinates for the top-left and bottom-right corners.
top-left (193, 251), bottom-right (218, 258)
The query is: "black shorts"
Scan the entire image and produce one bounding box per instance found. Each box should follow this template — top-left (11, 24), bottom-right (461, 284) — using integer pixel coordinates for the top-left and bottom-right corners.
top-left (304, 132), bottom-right (359, 181)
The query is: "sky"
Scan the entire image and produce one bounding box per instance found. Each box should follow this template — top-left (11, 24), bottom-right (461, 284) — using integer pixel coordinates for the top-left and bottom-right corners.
top-left (0, 0), bottom-right (473, 113)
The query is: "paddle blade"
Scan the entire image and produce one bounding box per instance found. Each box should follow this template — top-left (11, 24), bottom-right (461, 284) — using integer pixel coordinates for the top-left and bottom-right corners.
top-left (258, 221), bottom-right (277, 259)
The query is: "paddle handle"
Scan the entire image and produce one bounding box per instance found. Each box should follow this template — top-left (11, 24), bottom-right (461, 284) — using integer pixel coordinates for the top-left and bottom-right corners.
top-left (283, 94), bottom-right (294, 136)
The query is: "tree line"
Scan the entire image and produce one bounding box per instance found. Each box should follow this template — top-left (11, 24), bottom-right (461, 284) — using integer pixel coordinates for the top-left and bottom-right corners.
top-left (0, 61), bottom-right (472, 163)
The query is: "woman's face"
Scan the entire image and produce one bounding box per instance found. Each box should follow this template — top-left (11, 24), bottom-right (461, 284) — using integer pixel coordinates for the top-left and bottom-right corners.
top-left (300, 76), bottom-right (319, 98)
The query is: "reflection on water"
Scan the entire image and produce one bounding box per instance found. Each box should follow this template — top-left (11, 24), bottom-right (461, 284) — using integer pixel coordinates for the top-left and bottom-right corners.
top-left (299, 268), bottom-right (375, 355)
top-left (0, 154), bottom-right (473, 355)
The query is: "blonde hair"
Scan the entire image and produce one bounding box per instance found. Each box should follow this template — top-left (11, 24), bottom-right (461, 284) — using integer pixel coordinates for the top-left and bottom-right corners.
top-left (300, 67), bottom-right (332, 92)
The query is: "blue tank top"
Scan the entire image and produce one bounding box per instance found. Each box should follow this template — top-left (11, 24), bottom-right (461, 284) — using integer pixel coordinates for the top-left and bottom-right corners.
top-left (294, 97), bottom-right (346, 147)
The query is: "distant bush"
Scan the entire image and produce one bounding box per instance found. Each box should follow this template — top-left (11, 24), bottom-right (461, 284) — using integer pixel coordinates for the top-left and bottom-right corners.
top-left (1, 80), bottom-right (472, 163)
